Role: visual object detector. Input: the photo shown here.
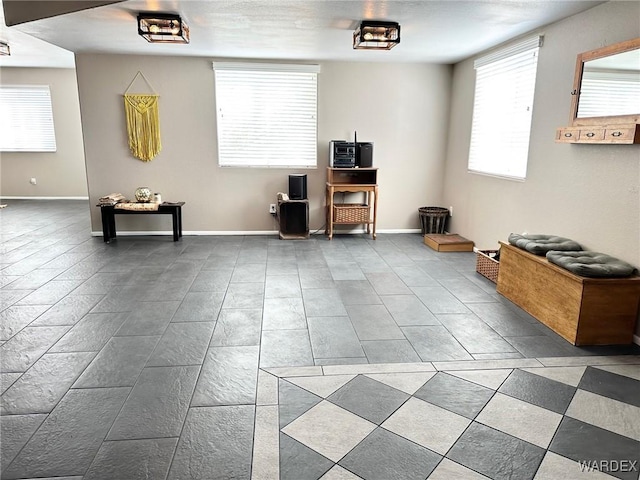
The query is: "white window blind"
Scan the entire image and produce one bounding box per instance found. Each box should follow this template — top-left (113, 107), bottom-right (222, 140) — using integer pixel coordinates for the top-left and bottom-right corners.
top-left (577, 69), bottom-right (640, 117)
top-left (0, 85), bottom-right (57, 152)
top-left (468, 36), bottom-right (542, 180)
top-left (213, 62), bottom-right (320, 168)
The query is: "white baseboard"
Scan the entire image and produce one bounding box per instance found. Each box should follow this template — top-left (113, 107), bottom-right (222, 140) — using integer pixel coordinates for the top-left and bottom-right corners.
top-left (91, 229), bottom-right (424, 237)
top-left (91, 230), bottom-right (280, 237)
top-left (0, 196), bottom-right (89, 200)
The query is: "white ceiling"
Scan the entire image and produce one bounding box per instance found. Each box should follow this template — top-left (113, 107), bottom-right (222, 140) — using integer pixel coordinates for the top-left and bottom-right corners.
top-left (0, 0), bottom-right (606, 69)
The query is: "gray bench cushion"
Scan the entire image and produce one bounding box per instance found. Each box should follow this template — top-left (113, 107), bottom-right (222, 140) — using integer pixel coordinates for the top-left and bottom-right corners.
top-left (546, 251), bottom-right (637, 278)
top-left (508, 233), bottom-right (582, 256)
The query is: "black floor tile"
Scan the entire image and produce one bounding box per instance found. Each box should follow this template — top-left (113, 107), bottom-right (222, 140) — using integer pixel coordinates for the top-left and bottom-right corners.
top-left (106, 365), bottom-right (199, 440)
top-left (50, 313), bottom-right (127, 353)
top-left (30, 294), bottom-right (103, 326)
top-left (346, 305), bottom-right (404, 341)
top-left (83, 438), bottom-right (178, 480)
top-left (327, 375), bottom-right (409, 424)
top-left (280, 433), bottom-right (333, 480)
top-left (146, 322), bottom-right (214, 366)
top-left (414, 372), bottom-right (495, 419)
top-left (436, 313), bottom-right (518, 354)
top-left (447, 422), bottom-right (545, 480)
top-left (549, 417), bottom-right (640, 480)
top-left (192, 345), bottom-right (259, 406)
top-left (578, 366), bottom-right (640, 407)
top-left (0, 413), bottom-right (47, 471)
top-left (167, 405), bottom-right (255, 480)
top-left (260, 329), bottom-right (314, 368)
top-left (499, 369), bottom-right (577, 414)
top-left (361, 339), bottom-right (421, 363)
top-left (0, 305), bottom-right (50, 341)
top-left (307, 316), bottom-right (365, 359)
top-left (211, 308), bottom-right (262, 346)
top-left (0, 325), bottom-right (70, 373)
top-left (173, 291), bottom-right (224, 323)
top-left (115, 300), bottom-right (180, 336)
top-left (339, 427), bottom-right (441, 480)
top-left (263, 297), bottom-right (307, 330)
top-left (1, 352), bottom-right (95, 414)
top-left (278, 379), bottom-right (322, 428)
top-left (73, 335), bottom-right (159, 387)
top-left (402, 326), bottom-right (473, 362)
top-left (1, 387), bottom-right (130, 479)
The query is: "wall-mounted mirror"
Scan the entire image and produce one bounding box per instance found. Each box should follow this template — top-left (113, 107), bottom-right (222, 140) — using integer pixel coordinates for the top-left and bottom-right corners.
top-left (571, 37), bottom-right (640, 126)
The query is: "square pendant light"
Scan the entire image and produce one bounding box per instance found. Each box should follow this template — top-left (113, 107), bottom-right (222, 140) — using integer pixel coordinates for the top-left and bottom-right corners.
top-left (353, 21), bottom-right (400, 50)
top-left (0, 41), bottom-right (10, 56)
top-left (137, 13), bottom-right (190, 44)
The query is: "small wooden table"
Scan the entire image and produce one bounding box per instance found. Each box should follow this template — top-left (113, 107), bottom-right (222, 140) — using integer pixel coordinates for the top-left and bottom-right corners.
top-left (325, 167), bottom-right (378, 240)
top-left (98, 202), bottom-right (185, 243)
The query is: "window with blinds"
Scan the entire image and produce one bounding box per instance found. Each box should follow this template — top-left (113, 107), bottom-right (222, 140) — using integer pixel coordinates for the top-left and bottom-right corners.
top-left (468, 36), bottom-right (542, 180)
top-left (213, 62), bottom-right (320, 168)
top-left (0, 85), bottom-right (57, 152)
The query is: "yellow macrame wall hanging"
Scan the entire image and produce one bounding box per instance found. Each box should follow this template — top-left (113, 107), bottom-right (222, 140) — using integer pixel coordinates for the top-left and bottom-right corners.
top-left (123, 72), bottom-right (162, 162)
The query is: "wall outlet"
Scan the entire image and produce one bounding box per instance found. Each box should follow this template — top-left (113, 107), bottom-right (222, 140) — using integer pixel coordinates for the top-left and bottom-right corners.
top-left (449, 206), bottom-right (453, 217)
top-left (269, 204), bottom-right (276, 214)
top-left (30, 177), bottom-right (37, 185)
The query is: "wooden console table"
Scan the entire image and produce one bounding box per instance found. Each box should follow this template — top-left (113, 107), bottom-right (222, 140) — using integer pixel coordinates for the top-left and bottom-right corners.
top-left (325, 167), bottom-right (378, 240)
top-left (98, 202), bottom-right (185, 243)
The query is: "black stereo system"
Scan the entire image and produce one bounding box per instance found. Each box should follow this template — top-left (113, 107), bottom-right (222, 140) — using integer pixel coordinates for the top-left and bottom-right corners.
top-left (329, 132), bottom-right (373, 168)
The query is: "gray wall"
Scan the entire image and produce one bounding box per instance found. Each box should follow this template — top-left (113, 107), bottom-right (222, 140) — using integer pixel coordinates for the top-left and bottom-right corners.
top-left (0, 68), bottom-right (87, 197)
top-left (74, 56), bottom-right (451, 234)
top-left (442, 1), bottom-right (640, 335)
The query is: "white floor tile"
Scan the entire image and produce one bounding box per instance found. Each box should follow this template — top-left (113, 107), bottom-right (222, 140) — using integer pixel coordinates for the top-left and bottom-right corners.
top-left (447, 368), bottom-right (512, 390)
top-left (476, 393), bottom-right (562, 448)
top-left (565, 390), bottom-right (640, 441)
top-left (365, 371), bottom-right (436, 394)
top-left (286, 374), bottom-right (355, 398)
top-left (281, 400), bottom-right (376, 462)
top-left (520, 366), bottom-right (587, 387)
top-left (381, 397), bottom-right (470, 455)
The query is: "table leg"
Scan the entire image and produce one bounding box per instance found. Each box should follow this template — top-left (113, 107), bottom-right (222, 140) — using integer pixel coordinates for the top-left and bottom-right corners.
top-left (372, 187), bottom-right (378, 240)
top-left (177, 207), bottom-right (183, 238)
top-left (327, 186), bottom-right (334, 240)
top-left (172, 209), bottom-right (179, 241)
top-left (107, 211), bottom-right (116, 242)
top-left (101, 208), bottom-right (110, 243)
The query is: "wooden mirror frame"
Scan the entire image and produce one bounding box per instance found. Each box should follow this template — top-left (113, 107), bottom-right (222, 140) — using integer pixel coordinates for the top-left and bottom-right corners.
top-left (570, 37), bottom-right (640, 127)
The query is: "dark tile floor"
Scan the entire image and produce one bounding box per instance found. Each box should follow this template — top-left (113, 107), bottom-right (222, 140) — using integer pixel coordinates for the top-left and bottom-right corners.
top-left (0, 199), bottom-right (639, 479)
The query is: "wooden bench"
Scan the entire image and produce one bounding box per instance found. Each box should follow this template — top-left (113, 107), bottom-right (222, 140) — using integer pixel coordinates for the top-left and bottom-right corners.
top-left (98, 202), bottom-right (185, 243)
top-left (496, 241), bottom-right (640, 345)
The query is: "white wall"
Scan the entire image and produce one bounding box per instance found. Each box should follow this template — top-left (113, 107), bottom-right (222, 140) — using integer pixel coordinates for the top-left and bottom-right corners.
top-left (0, 68), bottom-right (87, 197)
top-left (443, 1), bottom-right (640, 335)
top-left (74, 55), bottom-right (451, 234)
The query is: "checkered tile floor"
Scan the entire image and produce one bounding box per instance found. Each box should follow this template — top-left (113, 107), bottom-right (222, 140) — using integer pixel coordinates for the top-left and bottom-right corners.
top-left (256, 359), bottom-right (640, 480)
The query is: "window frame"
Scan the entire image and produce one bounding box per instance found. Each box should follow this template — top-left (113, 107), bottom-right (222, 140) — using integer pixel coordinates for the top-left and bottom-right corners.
top-left (212, 62), bottom-right (320, 169)
top-left (468, 35), bottom-right (543, 181)
top-left (0, 84), bottom-right (57, 153)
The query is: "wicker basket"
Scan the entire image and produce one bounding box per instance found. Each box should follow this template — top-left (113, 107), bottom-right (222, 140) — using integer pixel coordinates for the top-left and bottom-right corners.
top-left (476, 249), bottom-right (500, 283)
top-left (418, 207), bottom-right (449, 234)
top-left (334, 203), bottom-right (370, 223)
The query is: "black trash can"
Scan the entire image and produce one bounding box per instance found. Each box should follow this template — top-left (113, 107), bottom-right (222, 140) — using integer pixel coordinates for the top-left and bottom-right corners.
top-left (418, 207), bottom-right (449, 234)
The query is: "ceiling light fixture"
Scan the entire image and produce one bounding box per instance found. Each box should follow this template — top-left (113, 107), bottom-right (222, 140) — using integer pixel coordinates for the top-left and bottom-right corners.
top-left (353, 21), bottom-right (400, 50)
top-left (137, 13), bottom-right (190, 44)
top-left (0, 41), bottom-right (10, 56)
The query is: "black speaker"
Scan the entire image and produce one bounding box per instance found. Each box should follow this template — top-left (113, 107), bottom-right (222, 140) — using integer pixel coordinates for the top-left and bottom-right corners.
top-left (288, 174), bottom-right (307, 200)
top-left (356, 142), bottom-right (373, 168)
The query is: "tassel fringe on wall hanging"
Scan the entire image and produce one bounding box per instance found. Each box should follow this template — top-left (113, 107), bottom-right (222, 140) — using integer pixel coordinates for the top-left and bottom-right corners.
top-left (123, 72), bottom-right (162, 162)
